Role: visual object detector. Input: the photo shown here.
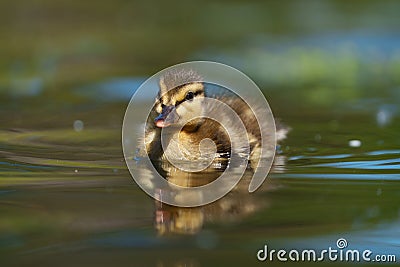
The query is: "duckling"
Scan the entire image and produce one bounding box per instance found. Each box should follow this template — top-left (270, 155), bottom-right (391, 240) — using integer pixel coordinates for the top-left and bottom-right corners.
top-left (141, 69), bottom-right (288, 165)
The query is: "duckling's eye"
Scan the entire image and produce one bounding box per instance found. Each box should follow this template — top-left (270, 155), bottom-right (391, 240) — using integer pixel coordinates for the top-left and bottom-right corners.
top-left (185, 91), bottom-right (194, 101)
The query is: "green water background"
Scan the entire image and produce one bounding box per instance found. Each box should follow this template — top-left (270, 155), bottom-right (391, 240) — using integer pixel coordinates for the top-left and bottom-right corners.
top-left (1, 0), bottom-right (400, 266)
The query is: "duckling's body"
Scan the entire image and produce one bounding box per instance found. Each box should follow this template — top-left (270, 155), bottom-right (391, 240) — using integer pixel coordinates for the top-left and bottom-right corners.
top-left (141, 69), bottom-right (286, 164)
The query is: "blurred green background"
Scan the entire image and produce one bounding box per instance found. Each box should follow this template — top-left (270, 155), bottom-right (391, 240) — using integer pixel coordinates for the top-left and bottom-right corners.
top-left (0, 0), bottom-right (399, 266)
top-left (1, 0), bottom-right (400, 96)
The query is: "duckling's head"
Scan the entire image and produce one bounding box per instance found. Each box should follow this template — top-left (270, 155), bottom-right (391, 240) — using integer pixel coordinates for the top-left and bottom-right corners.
top-left (154, 70), bottom-right (205, 130)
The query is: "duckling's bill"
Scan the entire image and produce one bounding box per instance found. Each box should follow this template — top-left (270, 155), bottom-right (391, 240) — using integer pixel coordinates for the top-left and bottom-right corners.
top-left (154, 105), bottom-right (178, 128)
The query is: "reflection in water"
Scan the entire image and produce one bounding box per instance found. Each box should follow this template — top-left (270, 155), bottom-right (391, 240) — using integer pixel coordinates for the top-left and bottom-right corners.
top-left (1, 119), bottom-right (400, 266)
top-left (1, 0), bottom-right (400, 265)
top-left (134, 156), bottom-right (286, 235)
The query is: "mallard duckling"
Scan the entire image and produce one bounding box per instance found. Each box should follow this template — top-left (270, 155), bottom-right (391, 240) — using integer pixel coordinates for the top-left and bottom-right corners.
top-left (142, 69), bottom-right (287, 164)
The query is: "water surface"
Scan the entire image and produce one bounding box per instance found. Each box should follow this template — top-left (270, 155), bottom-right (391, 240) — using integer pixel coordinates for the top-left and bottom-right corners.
top-left (1, 1), bottom-right (400, 266)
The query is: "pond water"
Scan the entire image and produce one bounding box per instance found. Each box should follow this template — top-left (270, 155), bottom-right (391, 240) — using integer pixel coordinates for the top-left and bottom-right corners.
top-left (1, 1), bottom-right (400, 266)
top-left (1, 75), bottom-right (399, 266)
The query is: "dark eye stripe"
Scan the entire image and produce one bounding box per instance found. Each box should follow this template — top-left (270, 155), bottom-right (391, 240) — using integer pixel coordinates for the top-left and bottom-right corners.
top-left (175, 90), bottom-right (202, 107)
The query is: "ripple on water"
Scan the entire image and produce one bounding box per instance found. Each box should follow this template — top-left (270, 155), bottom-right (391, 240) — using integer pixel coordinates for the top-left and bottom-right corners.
top-left (312, 158), bottom-right (400, 170)
top-left (281, 173), bottom-right (400, 181)
top-left (287, 150), bottom-right (400, 180)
